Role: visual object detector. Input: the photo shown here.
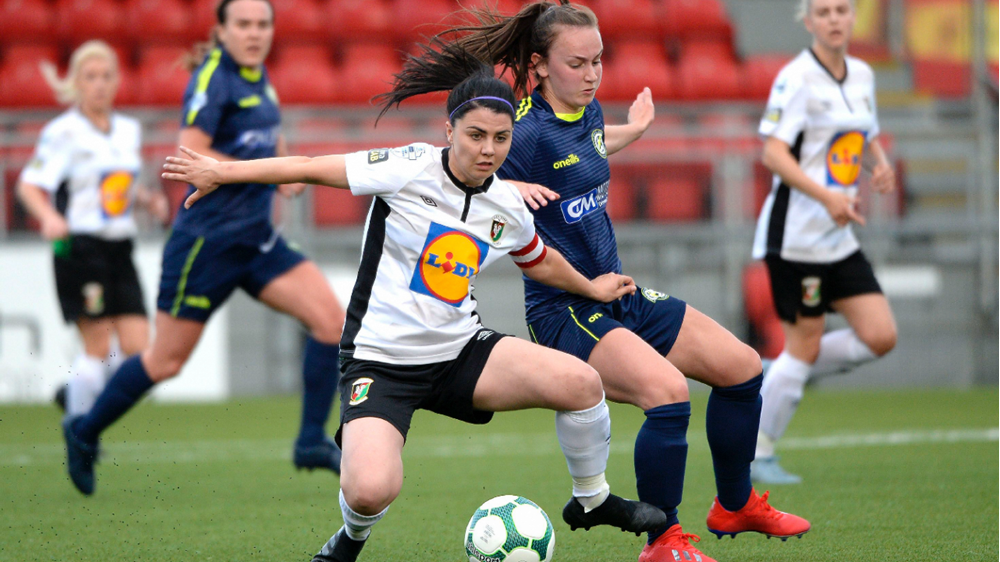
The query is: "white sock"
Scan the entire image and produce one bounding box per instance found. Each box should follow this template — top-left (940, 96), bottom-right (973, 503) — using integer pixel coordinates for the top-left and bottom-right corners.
top-left (66, 353), bottom-right (106, 417)
top-left (756, 351), bottom-right (811, 457)
top-left (555, 395), bottom-right (612, 511)
top-left (338, 488), bottom-right (387, 542)
top-left (811, 329), bottom-right (878, 376)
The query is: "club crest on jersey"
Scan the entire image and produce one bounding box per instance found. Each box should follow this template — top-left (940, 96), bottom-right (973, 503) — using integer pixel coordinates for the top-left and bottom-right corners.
top-left (560, 181), bottom-right (609, 224)
top-left (490, 215), bottom-right (507, 243)
top-left (100, 170), bottom-right (135, 218)
top-left (591, 129), bottom-right (607, 159)
top-left (802, 276), bottom-right (822, 307)
top-left (410, 222), bottom-right (489, 307)
top-left (826, 131), bottom-right (865, 187)
top-left (350, 378), bottom-right (374, 405)
top-left (641, 288), bottom-right (670, 302)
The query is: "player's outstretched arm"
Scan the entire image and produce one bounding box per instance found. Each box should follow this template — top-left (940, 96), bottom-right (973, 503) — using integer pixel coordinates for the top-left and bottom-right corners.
top-left (520, 246), bottom-right (635, 303)
top-left (604, 87), bottom-right (654, 155)
top-left (162, 146), bottom-right (349, 208)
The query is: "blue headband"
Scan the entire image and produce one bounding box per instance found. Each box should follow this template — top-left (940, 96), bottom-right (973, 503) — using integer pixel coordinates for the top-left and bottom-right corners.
top-left (448, 96), bottom-right (515, 120)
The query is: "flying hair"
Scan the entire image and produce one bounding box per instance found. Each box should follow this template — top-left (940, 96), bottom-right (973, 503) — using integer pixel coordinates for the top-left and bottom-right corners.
top-left (39, 40), bottom-right (118, 106)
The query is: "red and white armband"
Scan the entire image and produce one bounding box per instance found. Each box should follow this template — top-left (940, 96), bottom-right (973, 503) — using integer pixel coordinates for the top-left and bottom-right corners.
top-left (510, 233), bottom-right (548, 269)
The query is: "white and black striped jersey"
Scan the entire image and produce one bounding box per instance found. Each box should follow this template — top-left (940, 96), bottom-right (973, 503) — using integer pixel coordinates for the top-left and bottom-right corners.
top-left (341, 143), bottom-right (546, 365)
top-left (753, 49), bottom-right (880, 263)
top-left (20, 109), bottom-right (142, 240)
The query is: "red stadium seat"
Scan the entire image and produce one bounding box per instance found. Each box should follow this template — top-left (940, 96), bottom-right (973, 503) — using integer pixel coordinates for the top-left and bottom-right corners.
top-left (645, 176), bottom-right (706, 222)
top-left (114, 61), bottom-right (139, 106)
top-left (676, 43), bottom-right (742, 100)
top-left (391, 0), bottom-right (454, 42)
top-left (313, 185), bottom-right (368, 226)
top-left (136, 46), bottom-right (190, 106)
top-left (0, 45), bottom-right (61, 108)
top-left (743, 262), bottom-right (784, 359)
top-left (660, 0), bottom-right (732, 40)
top-left (605, 177), bottom-right (637, 222)
top-left (601, 41), bottom-right (674, 101)
top-left (56, 0), bottom-right (127, 44)
top-left (324, 0), bottom-right (393, 44)
top-left (126, 0), bottom-right (193, 44)
top-left (742, 54), bottom-right (789, 100)
top-left (591, 0), bottom-right (658, 40)
top-left (0, 0), bottom-right (54, 44)
top-left (191, 0), bottom-right (217, 39)
top-left (271, 0), bottom-right (326, 43)
top-left (269, 45), bottom-right (339, 104)
top-left (466, 0), bottom-right (522, 16)
top-left (339, 42), bottom-right (403, 105)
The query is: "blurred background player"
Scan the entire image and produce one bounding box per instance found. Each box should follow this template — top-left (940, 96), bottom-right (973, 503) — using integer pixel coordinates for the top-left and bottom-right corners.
top-left (61, 0), bottom-right (346, 496)
top-left (436, 2), bottom-right (809, 560)
top-left (751, 0), bottom-right (898, 485)
top-left (164, 53), bottom-right (666, 561)
top-left (16, 40), bottom-right (168, 420)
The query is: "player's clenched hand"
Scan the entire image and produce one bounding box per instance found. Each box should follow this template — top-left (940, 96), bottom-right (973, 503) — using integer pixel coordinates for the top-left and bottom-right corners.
top-left (161, 146), bottom-right (222, 208)
top-left (511, 180), bottom-right (560, 210)
top-left (823, 190), bottom-right (865, 227)
top-left (589, 273), bottom-right (636, 303)
top-left (40, 213), bottom-right (69, 241)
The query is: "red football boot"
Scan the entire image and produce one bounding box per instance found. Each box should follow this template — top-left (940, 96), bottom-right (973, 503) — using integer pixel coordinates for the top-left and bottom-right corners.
top-left (705, 489), bottom-right (810, 540)
top-left (638, 524), bottom-right (716, 562)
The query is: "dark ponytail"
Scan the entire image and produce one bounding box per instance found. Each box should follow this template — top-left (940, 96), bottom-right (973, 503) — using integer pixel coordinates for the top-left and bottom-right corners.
top-left (433, 0), bottom-right (599, 98)
top-left (375, 38), bottom-right (515, 125)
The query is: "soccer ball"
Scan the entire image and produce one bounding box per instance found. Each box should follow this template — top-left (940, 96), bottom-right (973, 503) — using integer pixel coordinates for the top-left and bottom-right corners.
top-left (465, 495), bottom-right (555, 562)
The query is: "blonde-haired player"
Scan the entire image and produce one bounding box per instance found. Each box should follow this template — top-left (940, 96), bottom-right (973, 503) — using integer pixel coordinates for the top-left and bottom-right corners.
top-left (752, 0), bottom-right (898, 484)
top-left (17, 40), bottom-right (168, 419)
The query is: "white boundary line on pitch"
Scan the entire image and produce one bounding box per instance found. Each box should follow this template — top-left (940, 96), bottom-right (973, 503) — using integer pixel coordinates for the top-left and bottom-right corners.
top-left (0, 427), bottom-right (996, 467)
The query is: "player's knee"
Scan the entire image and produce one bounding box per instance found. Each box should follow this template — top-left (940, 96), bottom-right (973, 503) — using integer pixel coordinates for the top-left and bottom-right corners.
top-left (143, 354), bottom-right (184, 383)
top-left (645, 376), bottom-right (689, 409)
top-left (863, 326), bottom-right (897, 357)
top-left (309, 314), bottom-right (344, 345)
top-left (560, 362), bottom-right (604, 410)
top-left (343, 480), bottom-right (396, 516)
top-left (739, 343), bottom-right (763, 378)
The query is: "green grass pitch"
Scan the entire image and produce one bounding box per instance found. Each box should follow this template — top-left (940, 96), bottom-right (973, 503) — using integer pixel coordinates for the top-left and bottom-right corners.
top-left (1, 388), bottom-right (996, 561)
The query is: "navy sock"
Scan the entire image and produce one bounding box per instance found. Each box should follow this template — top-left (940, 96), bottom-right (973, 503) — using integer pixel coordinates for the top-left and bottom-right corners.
top-left (635, 401), bottom-right (690, 545)
top-left (74, 355), bottom-right (155, 444)
top-left (706, 373), bottom-right (763, 512)
top-left (297, 338), bottom-right (340, 447)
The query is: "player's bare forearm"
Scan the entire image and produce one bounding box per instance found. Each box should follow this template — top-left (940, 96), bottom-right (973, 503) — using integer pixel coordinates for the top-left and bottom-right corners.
top-left (521, 247), bottom-right (634, 302)
top-left (863, 138), bottom-right (890, 172)
top-left (604, 123), bottom-right (645, 155)
top-left (215, 154), bottom-right (349, 188)
top-left (762, 136), bottom-right (831, 205)
top-left (16, 181), bottom-right (60, 223)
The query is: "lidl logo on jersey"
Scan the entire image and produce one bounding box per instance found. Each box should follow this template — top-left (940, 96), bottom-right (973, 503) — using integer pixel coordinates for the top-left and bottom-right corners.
top-left (826, 131), bottom-right (866, 187)
top-left (410, 222), bottom-right (489, 307)
top-left (560, 181), bottom-right (609, 224)
top-left (100, 170), bottom-right (135, 218)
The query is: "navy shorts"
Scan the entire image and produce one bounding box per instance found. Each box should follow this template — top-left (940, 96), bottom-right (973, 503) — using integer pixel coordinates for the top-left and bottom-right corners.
top-left (527, 288), bottom-right (688, 363)
top-left (156, 228), bottom-right (306, 322)
top-left (335, 328), bottom-right (507, 445)
top-left (764, 250), bottom-right (883, 323)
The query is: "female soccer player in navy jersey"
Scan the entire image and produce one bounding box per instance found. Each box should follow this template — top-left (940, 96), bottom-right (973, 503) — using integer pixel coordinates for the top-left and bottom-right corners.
top-left (432, 2), bottom-right (811, 561)
top-left (18, 40), bottom-right (169, 419)
top-left (751, 0), bottom-right (897, 485)
top-left (164, 47), bottom-right (666, 562)
top-left (61, 0), bottom-right (346, 496)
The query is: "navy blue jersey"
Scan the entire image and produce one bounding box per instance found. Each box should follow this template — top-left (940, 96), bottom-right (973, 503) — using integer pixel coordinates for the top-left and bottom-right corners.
top-left (497, 90), bottom-right (619, 322)
top-left (173, 47), bottom-right (281, 242)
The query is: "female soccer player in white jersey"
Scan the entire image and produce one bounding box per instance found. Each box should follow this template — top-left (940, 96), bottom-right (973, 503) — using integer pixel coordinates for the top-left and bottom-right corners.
top-left (163, 47), bottom-right (667, 562)
top-left (431, 3), bottom-right (810, 561)
top-left (17, 40), bottom-right (169, 419)
top-left (750, 0), bottom-right (898, 484)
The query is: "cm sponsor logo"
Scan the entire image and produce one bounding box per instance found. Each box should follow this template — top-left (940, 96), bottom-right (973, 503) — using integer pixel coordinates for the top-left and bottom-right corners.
top-left (559, 181), bottom-right (609, 224)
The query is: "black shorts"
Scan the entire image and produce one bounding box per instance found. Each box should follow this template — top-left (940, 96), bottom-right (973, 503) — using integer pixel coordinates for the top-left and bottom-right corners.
top-left (53, 235), bottom-right (147, 323)
top-left (335, 328), bottom-right (507, 446)
top-left (764, 250), bottom-right (883, 323)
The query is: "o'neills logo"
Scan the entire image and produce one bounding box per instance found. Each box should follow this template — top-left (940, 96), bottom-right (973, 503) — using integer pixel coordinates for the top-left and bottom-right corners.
top-left (553, 153), bottom-right (580, 169)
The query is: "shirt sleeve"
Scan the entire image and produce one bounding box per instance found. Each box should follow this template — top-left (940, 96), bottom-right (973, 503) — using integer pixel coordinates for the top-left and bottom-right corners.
top-left (182, 50), bottom-right (229, 137)
top-left (497, 119), bottom-right (539, 183)
top-left (759, 71), bottom-right (809, 145)
top-left (508, 212), bottom-right (547, 269)
top-left (344, 144), bottom-right (434, 198)
top-left (19, 124), bottom-right (73, 192)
